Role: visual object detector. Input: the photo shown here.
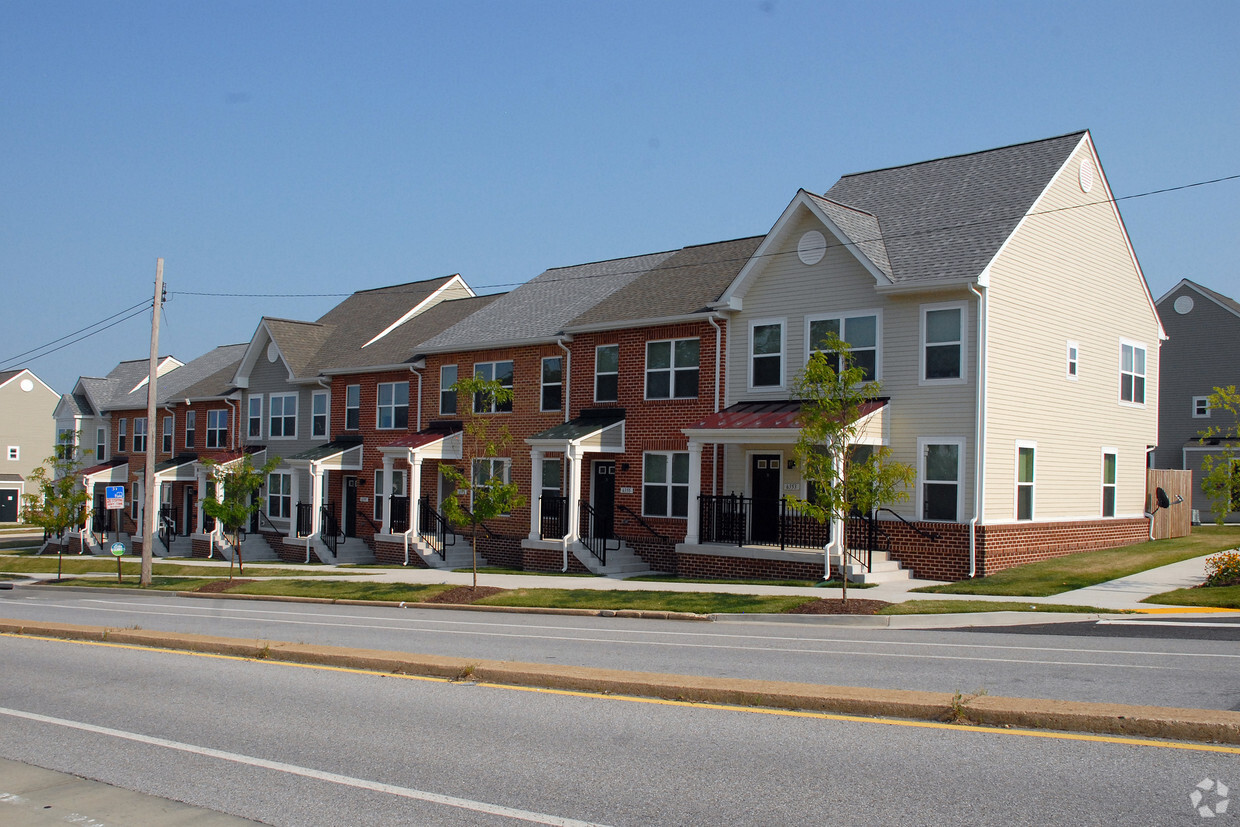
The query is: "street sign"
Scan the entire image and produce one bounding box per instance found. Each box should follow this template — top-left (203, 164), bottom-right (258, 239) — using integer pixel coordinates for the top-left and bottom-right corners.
top-left (105, 485), bottom-right (125, 510)
top-left (110, 543), bottom-right (125, 557)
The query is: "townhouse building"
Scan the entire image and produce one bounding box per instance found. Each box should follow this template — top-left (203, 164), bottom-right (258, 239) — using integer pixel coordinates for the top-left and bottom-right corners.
top-left (0, 368), bottom-right (59, 521)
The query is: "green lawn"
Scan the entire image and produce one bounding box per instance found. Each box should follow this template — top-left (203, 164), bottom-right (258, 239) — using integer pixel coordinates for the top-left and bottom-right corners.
top-left (225, 579), bottom-right (456, 602)
top-left (877, 600), bottom-right (1125, 615)
top-left (1142, 585), bottom-right (1240, 610)
top-left (454, 566), bottom-right (599, 577)
top-left (627, 574), bottom-right (874, 589)
top-left (0, 556), bottom-right (367, 578)
top-left (912, 525), bottom-right (1240, 597)
top-left (475, 587), bottom-right (810, 615)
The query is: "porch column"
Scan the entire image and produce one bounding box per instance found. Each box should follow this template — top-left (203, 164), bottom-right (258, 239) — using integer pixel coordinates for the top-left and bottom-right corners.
top-left (827, 448), bottom-right (845, 579)
top-left (408, 451), bottom-right (423, 536)
top-left (287, 466), bottom-right (301, 539)
top-left (565, 445), bottom-right (583, 544)
top-left (309, 462), bottom-right (324, 537)
top-left (528, 448), bottom-right (544, 540)
top-left (132, 480), bottom-right (143, 539)
top-left (195, 467), bottom-right (207, 534)
top-left (213, 478), bottom-right (225, 538)
top-left (685, 440), bottom-right (703, 545)
top-left (381, 454), bottom-right (395, 535)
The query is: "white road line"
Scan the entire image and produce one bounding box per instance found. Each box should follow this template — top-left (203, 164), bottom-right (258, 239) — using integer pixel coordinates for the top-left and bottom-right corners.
top-left (1097, 620), bottom-right (1240, 629)
top-left (0, 706), bottom-right (610, 827)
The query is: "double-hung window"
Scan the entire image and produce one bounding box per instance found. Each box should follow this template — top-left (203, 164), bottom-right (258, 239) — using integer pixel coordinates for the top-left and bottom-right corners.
top-left (55, 429), bottom-right (73, 461)
top-left (267, 473), bottom-right (292, 519)
top-left (807, 312), bottom-right (880, 380)
top-left (541, 357), bottom-right (563, 412)
top-left (184, 411), bottom-right (195, 448)
top-left (471, 458), bottom-right (511, 511)
top-left (1066, 342), bottom-right (1079, 380)
top-left (7, 446), bottom-right (18, 461)
top-left (206, 409), bottom-right (228, 448)
top-left (133, 418), bottom-right (147, 453)
top-left (270, 393), bottom-right (297, 438)
top-left (473, 362), bottom-right (513, 413)
top-left (749, 321), bottom-right (783, 389)
top-left (595, 345), bottom-right (619, 402)
top-left (1194, 396), bottom-right (1211, 418)
top-left (920, 439), bottom-right (963, 521)
top-left (921, 303), bottom-right (966, 382)
top-left (646, 339), bottom-right (699, 399)
top-left (1120, 341), bottom-right (1146, 404)
top-left (117, 419), bottom-right (127, 453)
top-left (161, 415), bottom-right (173, 454)
top-left (1102, 451), bottom-right (1117, 517)
top-left (312, 391), bottom-right (329, 438)
top-left (374, 468), bottom-right (407, 521)
top-left (248, 396), bottom-right (263, 439)
top-left (1016, 443), bottom-right (1035, 521)
top-left (95, 428), bottom-right (106, 461)
top-left (440, 366), bottom-right (457, 415)
top-left (345, 385), bottom-right (360, 430)
top-left (643, 452), bottom-right (689, 518)
top-left (377, 382), bottom-right (409, 429)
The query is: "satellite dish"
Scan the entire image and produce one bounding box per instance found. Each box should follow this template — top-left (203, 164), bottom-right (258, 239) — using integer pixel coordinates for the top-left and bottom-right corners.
top-left (1155, 487), bottom-right (1170, 509)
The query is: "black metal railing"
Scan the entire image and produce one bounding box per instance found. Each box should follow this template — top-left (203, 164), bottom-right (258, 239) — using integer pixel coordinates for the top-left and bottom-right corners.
top-left (697, 494), bottom-right (830, 550)
top-left (616, 503), bottom-right (667, 541)
top-left (417, 496), bottom-right (454, 561)
top-left (539, 495), bottom-right (568, 540)
top-left (389, 496), bottom-right (410, 534)
top-left (256, 509), bottom-right (281, 535)
top-left (296, 502), bottom-right (313, 538)
top-left (357, 510), bottom-right (381, 537)
top-left (578, 501), bottom-right (619, 565)
top-left (321, 504), bottom-right (342, 555)
top-left (698, 493), bottom-right (748, 546)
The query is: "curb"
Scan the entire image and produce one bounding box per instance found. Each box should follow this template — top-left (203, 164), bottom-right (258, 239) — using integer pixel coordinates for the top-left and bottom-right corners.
top-left (3, 617), bottom-right (1239, 745)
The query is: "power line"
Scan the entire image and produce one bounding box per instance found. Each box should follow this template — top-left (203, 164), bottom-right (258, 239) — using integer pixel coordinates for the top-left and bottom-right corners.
top-left (0, 299), bottom-right (153, 367)
top-left (0, 303), bottom-right (153, 373)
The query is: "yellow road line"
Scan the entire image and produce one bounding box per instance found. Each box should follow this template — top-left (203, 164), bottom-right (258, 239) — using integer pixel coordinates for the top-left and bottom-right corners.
top-left (6, 632), bottom-right (1240, 756)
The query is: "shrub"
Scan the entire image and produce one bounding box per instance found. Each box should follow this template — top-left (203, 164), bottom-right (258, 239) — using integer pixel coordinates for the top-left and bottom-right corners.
top-left (1204, 550), bottom-right (1240, 587)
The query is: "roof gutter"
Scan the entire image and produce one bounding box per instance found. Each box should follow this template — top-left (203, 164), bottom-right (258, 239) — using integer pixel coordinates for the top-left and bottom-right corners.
top-left (968, 282), bottom-right (987, 578)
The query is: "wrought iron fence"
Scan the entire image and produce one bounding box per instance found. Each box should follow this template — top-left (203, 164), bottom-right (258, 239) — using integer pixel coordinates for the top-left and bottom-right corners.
top-left (697, 494), bottom-right (830, 550)
top-left (389, 496), bottom-right (410, 534)
top-left (417, 496), bottom-right (453, 561)
top-left (578, 501), bottom-right (619, 565)
top-left (539, 495), bottom-right (568, 540)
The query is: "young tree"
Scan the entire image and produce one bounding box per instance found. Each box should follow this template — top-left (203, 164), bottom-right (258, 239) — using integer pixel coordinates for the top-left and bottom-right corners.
top-left (439, 374), bottom-right (526, 588)
top-left (21, 431), bottom-right (90, 581)
top-left (200, 453), bottom-right (281, 579)
top-left (1199, 385), bottom-right (1240, 524)
top-left (791, 332), bottom-right (913, 599)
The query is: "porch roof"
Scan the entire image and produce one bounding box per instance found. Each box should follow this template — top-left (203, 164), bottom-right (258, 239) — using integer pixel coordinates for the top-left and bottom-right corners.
top-left (285, 437), bottom-right (363, 470)
top-left (683, 399), bottom-right (889, 445)
top-left (80, 457), bottom-right (129, 482)
top-left (381, 421), bottom-right (462, 450)
top-left (526, 409), bottom-right (625, 453)
top-left (378, 422), bottom-right (464, 461)
top-left (153, 454), bottom-right (199, 482)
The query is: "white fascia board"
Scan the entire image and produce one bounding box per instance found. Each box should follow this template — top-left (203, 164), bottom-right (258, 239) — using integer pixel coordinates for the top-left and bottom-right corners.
top-left (873, 278), bottom-right (981, 296)
top-left (362, 275), bottom-right (475, 348)
top-left (231, 319), bottom-right (276, 389)
top-left (563, 313), bottom-right (716, 336)
top-left (681, 427), bottom-right (800, 445)
top-left (320, 359), bottom-right (424, 376)
top-left (417, 335), bottom-right (568, 356)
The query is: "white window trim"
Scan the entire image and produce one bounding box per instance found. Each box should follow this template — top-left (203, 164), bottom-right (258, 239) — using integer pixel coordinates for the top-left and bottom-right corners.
top-left (472, 362), bottom-right (513, 414)
top-left (118, 418), bottom-right (126, 453)
top-left (541, 356), bottom-right (563, 413)
top-left (269, 393), bottom-right (298, 440)
top-left (1066, 341), bottom-right (1079, 381)
top-left (470, 457), bottom-right (512, 512)
top-left (1193, 396), bottom-right (1211, 419)
top-left (184, 411), bottom-right (195, 449)
top-left (747, 318), bottom-right (786, 391)
top-left (96, 427), bottom-right (107, 461)
top-left (642, 450), bottom-right (691, 519)
top-left (804, 309), bottom-right (882, 381)
top-left (1014, 440), bottom-right (1036, 521)
top-left (161, 414), bottom-right (174, 454)
top-left (267, 471), bottom-right (292, 520)
top-left (374, 468), bottom-right (408, 520)
top-left (312, 390), bottom-right (330, 439)
top-left (1118, 338), bottom-right (1148, 408)
top-left (132, 417), bottom-right (148, 453)
top-left (376, 381), bottom-right (411, 429)
top-left (247, 394), bottom-right (264, 440)
top-left (206, 409), bottom-right (228, 449)
top-left (1101, 448), bottom-right (1118, 518)
top-left (642, 338), bottom-right (700, 400)
top-left (6, 446), bottom-right (17, 461)
top-left (917, 437), bottom-right (966, 522)
top-left (919, 301), bottom-right (969, 386)
top-left (595, 344), bottom-right (619, 403)
top-left (439, 366), bottom-right (458, 416)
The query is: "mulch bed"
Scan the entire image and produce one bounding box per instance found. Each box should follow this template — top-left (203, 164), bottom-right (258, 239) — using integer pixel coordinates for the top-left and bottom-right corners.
top-left (787, 598), bottom-right (891, 615)
top-left (195, 579), bottom-right (254, 593)
top-left (424, 586), bottom-right (506, 604)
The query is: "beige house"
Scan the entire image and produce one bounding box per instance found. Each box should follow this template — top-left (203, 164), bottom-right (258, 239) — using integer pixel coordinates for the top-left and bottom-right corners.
top-left (0, 368), bottom-right (59, 521)
top-left (679, 131), bottom-right (1164, 581)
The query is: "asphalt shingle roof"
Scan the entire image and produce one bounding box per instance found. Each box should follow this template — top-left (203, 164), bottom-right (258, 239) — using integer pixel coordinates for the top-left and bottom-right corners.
top-left (159, 344), bottom-right (248, 401)
top-left (822, 131), bottom-right (1086, 285)
top-left (320, 294), bottom-right (504, 371)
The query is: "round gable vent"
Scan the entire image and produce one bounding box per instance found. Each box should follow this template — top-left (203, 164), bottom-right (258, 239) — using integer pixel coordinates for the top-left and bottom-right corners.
top-left (19, 379), bottom-right (33, 392)
top-left (267, 342), bottom-right (279, 363)
top-left (1174, 295), bottom-right (1194, 315)
top-left (798, 230), bottom-right (827, 266)
top-left (1079, 159), bottom-right (1095, 193)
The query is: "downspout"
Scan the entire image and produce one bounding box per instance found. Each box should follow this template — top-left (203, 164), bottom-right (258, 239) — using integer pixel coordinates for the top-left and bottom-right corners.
top-left (404, 448), bottom-right (414, 566)
top-left (557, 338), bottom-right (571, 424)
top-left (707, 314), bottom-right (724, 496)
top-left (968, 283), bottom-right (987, 578)
top-left (305, 460), bottom-right (319, 564)
top-left (224, 397), bottom-right (239, 451)
top-left (409, 366), bottom-right (422, 431)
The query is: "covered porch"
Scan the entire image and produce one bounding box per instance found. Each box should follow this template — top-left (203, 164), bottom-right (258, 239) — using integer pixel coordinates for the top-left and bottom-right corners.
top-left (79, 458), bottom-right (130, 549)
top-left (284, 438), bottom-right (362, 552)
top-left (375, 423), bottom-right (463, 564)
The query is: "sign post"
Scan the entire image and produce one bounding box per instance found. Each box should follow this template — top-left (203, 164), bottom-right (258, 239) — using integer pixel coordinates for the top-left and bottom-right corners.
top-left (111, 542), bottom-right (125, 583)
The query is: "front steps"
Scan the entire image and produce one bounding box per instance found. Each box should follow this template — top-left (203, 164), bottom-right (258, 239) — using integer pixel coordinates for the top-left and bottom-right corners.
top-left (409, 534), bottom-right (483, 570)
top-left (833, 549), bottom-right (911, 584)
top-left (571, 539), bottom-right (653, 577)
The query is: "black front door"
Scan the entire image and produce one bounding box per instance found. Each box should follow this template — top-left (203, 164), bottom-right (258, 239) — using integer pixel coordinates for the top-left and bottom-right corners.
top-left (592, 461), bottom-right (615, 538)
top-left (751, 454), bottom-right (781, 544)
top-left (184, 485), bottom-right (197, 535)
top-left (344, 477), bottom-right (358, 537)
top-left (0, 489), bottom-right (17, 522)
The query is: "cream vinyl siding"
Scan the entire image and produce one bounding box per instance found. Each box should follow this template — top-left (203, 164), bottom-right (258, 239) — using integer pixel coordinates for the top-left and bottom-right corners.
top-left (725, 211), bottom-right (978, 522)
top-left (983, 137), bottom-right (1160, 522)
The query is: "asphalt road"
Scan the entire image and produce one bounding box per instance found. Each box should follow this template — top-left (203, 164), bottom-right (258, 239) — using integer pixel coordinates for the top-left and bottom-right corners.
top-left (1, 634), bottom-right (1237, 826)
top-left (3, 587), bottom-right (1239, 711)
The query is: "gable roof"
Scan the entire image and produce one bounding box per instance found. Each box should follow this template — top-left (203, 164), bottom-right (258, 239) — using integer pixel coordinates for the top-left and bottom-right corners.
top-left (157, 344), bottom-right (248, 402)
top-left (0, 368), bottom-right (56, 396)
top-left (75, 356), bottom-right (183, 413)
top-left (1157, 279), bottom-right (1240, 322)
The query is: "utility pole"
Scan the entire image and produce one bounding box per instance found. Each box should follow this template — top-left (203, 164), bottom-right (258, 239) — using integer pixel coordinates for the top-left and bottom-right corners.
top-left (141, 258), bottom-right (164, 587)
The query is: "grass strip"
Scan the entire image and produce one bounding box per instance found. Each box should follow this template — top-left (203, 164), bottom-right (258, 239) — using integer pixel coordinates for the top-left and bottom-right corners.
top-left (912, 526), bottom-right (1240, 597)
top-left (475, 587), bottom-right (810, 614)
top-left (48, 577), bottom-right (223, 591)
top-left (226, 579), bottom-right (456, 602)
top-left (627, 574), bottom-right (874, 589)
top-left (878, 600), bottom-right (1124, 615)
top-left (0, 556), bottom-right (364, 578)
top-left (452, 566), bottom-right (599, 577)
top-left (1142, 585), bottom-right (1240, 610)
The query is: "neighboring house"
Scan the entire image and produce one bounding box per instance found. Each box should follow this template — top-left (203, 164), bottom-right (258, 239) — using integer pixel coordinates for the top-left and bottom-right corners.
top-left (678, 130), bottom-right (1163, 580)
top-left (1154, 279), bottom-right (1240, 523)
top-left (0, 368), bottom-right (58, 521)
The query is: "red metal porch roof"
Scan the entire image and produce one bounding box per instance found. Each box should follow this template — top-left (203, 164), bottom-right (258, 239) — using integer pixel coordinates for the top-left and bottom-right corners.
top-left (686, 398), bottom-right (888, 431)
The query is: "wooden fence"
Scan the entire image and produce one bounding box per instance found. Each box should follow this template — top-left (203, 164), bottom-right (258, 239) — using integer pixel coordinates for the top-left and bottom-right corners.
top-left (1146, 468), bottom-right (1192, 540)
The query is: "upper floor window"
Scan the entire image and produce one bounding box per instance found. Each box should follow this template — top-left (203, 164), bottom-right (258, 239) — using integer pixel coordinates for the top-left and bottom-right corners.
top-left (807, 312), bottom-right (879, 380)
top-left (248, 396), bottom-right (262, 439)
top-left (117, 419), bottom-right (127, 453)
top-left (541, 356), bottom-right (563, 412)
top-left (345, 385), bottom-right (360, 430)
top-left (595, 345), bottom-right (619, 402)
top-left (749, 321), bottom-right (783, 389)
top-left (312, 391), bottom-right (329, 438)
top-left (161, 415), bottom-right (173, 454)
top-left (377, 382), bottom-right (409, 429)
top-left (7, 446), bottom-right (18, 461)
top-left (921, 303), bottom-right (966, 383)
top-left (206, 409), bottom-right (228, 448)
top-left (1120, 341), bottom-right (1146, 405)
top-left (646, 338), bottom-right (699, 399)
top-left (132, 417), bottom-right (148, 453)
top-left (96, 427), bottom-right (107, 461)
top-left (1066, 341), bottom-right (1079, 380)
top-left (440, 366), bottom-right (458, 415)
top-left (270, 393), bottom-right (297, 438)
top-left (1194, 396), bottom-right (1211, 418)
top-left (473, 362), bottom-right (513, 413)
top-left (184, 411), bottom-right (196, 448)
top-left (55, 428), bottom-right (74, 460)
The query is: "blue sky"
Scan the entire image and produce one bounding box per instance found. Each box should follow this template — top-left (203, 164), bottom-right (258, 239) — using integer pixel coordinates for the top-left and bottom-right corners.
top-left (2, 1), bottom-right (1237, 394)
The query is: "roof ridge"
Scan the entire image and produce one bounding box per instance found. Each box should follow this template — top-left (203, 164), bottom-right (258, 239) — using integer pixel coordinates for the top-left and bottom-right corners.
top-left (351, 274), bottom-right (459, 295)
top-left (836, 130), bottom-right (1088, 180)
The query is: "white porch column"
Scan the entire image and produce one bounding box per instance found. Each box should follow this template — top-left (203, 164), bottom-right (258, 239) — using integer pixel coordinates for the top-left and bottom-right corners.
top-left (685, 440), bottom-right (703, 545)
top-left (381, 454), bottom-right (395, 535)
top-left (528, 448), bottom-right (545, 540)
top-left (565, 445), bottom-right (583, 544)
top-left (214, 478), bottom-right (225, 538)
top-left (132, 480), bottom-right (143, 539)
top-left (408, 451), bottom-right (423, 535)
top-left (195, 468), bottom-right (207, 534)
top-left (309, 462), bottom-right (324, 537)
top-left (827, 449), bottom-right (845, 579)
top-left (287, 466), bottom-right (301, 539)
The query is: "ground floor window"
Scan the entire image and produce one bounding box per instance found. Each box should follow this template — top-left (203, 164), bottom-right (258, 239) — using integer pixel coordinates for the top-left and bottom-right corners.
top-left (1101, 451), bottom-right (1117, 517)
top-left (471, 458), bottom-right (512, 512)
top-left (920, 440), bottom-right (962, 521)
top-left (374, 468), bottom-right (407, 521)
top-left (643, 452), bottom-right (689, 518)
top-left (268, 472), bottom-right (292, 519)
top-left (1016, 443), bottom-right (1035, 520)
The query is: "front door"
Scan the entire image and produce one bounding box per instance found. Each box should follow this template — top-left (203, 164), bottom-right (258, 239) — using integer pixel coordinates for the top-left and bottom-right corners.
top-left (0, 489), bottom-right (17, 523)
top-left (591, 461), bottom-right (615, 538)
top-left (184, 485), bottom-right (197, 535)
top-left (751, 454), bottom-right (782, 544)
top-left (343, 476), bottom-right (358, 538)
